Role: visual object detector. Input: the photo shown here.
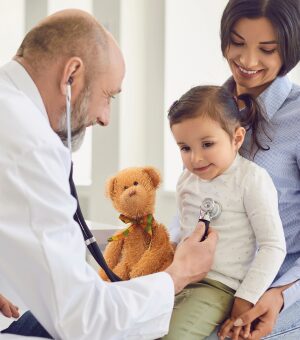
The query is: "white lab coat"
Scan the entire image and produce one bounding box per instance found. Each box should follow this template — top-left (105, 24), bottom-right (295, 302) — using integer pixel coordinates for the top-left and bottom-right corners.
top-left (0, 61), bottom-right (174, 339)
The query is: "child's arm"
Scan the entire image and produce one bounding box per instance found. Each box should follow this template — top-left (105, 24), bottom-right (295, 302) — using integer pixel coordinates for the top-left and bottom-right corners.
top-left (234, 167), bottom-right (286, 305)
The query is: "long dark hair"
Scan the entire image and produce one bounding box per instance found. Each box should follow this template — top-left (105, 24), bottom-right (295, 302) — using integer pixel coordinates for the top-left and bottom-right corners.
top-left (221, 0), bottom-right (300, 76)
top-left (168, 85), bottom-right (270, 156)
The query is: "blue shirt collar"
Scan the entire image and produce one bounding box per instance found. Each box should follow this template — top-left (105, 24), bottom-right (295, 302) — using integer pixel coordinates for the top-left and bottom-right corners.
top-left (224, 76), bottom-right (293, 119)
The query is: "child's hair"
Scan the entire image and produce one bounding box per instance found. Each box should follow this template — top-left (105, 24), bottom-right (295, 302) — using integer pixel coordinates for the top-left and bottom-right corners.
top-left (168, 85), bottom-right (270, 156)
top-left (220, 0), bottom-right (300, 76)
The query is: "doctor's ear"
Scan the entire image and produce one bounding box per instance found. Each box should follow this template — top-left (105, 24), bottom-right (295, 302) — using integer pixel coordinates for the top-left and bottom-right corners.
top-left (233, 126), bottom-right (246, 150)
top-left (60, 57), bottom-right (84, 95)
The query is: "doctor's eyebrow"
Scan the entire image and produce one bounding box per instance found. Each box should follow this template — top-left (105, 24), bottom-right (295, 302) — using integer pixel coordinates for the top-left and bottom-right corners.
top-left (231, 30), bottom-right (278, 45)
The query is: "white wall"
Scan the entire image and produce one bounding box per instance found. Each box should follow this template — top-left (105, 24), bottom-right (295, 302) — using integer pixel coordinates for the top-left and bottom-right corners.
top-left (0, 0), bottom-right (25, 65)
top-left (1, 0), bottom-right (300, 229)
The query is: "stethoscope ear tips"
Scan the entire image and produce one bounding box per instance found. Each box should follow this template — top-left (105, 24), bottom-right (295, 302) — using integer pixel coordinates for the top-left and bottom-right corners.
top-left (67, 77), bottom-right (73, 85)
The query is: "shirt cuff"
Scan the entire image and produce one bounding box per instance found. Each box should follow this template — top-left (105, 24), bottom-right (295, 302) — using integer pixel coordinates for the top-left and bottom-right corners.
top-left (280, 280), bottom-right (300, 312)
top-left (168, 214), bottom-right (181, 244)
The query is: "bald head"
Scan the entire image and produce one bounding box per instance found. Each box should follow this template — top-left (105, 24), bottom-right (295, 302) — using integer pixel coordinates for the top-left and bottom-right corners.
top-left (16, 9), bottom-right (109, 80)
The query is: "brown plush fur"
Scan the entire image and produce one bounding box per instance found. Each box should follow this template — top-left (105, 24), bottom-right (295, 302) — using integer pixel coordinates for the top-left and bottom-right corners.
top-left (99, 166), bottom-right (174, 281)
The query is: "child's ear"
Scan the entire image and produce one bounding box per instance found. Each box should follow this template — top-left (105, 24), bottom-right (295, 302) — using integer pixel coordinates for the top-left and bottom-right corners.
top-left (234, 126), bottom-right (246, 150)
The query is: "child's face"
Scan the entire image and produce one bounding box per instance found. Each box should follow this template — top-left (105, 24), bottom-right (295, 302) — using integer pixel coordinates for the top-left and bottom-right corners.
top-left (225, 17), bottom-right (282, 97)
top-left (171, 115), bottom-right (244, 181)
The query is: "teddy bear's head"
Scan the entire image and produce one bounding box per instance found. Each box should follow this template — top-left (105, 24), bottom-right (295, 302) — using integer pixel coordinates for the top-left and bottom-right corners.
top-left (106, 167), bottom-right (161, 219)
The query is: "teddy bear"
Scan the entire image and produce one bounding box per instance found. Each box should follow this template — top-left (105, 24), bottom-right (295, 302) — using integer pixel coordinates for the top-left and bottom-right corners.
top-left (99, 166), bottom-right (174, 281)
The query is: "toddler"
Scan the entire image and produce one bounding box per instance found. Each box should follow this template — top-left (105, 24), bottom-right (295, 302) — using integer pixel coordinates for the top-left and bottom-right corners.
top-left (164, 85), bottom-right (286, 340)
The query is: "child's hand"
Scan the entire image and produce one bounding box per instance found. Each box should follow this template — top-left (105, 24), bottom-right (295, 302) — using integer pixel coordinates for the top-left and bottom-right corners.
top-left (218, 297), bottom-right (253, 340)
top-left (0, 294), bottom-right (20, 318)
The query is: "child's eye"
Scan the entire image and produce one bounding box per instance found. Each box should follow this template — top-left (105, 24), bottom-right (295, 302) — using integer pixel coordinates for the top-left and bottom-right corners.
top-left (124, 186), bottom-right (129, 190)
top-left (133, 181), bottom-right (138, 186)
top-left (180, 146), bottom-right (190, 152)
top-left (202, 142), bottom-right (214, 149)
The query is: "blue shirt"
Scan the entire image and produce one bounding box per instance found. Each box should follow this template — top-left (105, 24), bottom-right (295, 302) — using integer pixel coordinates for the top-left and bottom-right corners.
top-left (226, 75), bottom-right (300, 310)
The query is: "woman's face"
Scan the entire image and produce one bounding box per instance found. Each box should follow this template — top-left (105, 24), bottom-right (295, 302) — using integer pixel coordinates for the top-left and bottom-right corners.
top-left (225, 17), bottom-right (282, 97)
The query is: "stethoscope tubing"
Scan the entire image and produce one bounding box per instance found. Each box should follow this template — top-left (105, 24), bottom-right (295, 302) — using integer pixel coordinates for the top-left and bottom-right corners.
top-left (198, 218), bottom-right (210, 242)
top-left (69, 165), bottom-right (122, 282)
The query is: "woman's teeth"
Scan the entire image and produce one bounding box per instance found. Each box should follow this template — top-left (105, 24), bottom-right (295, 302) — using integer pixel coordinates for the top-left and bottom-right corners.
top-left (239, 65), bottom-right (259, 75)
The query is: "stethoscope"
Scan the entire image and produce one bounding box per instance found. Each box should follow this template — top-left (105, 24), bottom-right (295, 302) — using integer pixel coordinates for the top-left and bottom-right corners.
top-left (198, 198), bottom-right (222, 241)
top-left (66, 79), bottom-right (122, 282)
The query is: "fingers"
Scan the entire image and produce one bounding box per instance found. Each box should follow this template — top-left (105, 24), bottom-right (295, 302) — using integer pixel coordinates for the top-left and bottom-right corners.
top-left (0, 295), bottom-right (19, 318)
top-left (1, 303), bottom-right (13, 318)
top-left (10, 304), bottom-right (20, 318)
top-left (234, 304), bottom-right (263, 327)
top-left (243, 323), bottom-right (251, 339)
top-left (218, 318), bottom-right (234, 340)
top-left (203, 227), bottom-right (218, 246)
top-left (189, 222), bottom-right (206, 241)
top-left (232, 326), bottom-right (242, 340)
top-left (1, 303), bottom-right (19, 318)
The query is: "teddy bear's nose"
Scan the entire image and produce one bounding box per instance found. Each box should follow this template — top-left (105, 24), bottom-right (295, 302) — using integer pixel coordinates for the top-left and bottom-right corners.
top-left (128, 190), bottom-right (136, 197)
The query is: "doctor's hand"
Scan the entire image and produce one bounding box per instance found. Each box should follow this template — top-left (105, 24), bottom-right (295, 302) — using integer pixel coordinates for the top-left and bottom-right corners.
top-left (165, 222), bottom-right (218, 294)
top-left (0, 294), bottom-right (20, 318)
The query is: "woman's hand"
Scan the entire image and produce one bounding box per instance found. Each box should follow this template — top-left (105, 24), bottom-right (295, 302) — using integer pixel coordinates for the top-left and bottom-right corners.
top-left (0, 294), bottom-right (19, 318)
top-left (228, 287), bottom-right (285, 340)
top-left (219, 297), bottom-right (253, 340)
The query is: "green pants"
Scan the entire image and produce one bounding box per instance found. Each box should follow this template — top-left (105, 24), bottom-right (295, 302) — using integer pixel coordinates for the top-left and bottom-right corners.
top-left (162, 278), bottom-right (235, 340)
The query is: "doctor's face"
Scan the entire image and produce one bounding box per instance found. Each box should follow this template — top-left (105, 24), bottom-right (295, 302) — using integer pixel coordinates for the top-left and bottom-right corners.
top-left (84, 40), bottom-right (125, 129)
top-left (57, 42), bottom-right (125, 151)
top-left (57, 86), bottom-right (90, 151)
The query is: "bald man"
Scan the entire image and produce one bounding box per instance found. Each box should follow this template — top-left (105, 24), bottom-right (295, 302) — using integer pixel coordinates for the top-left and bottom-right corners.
top-left (0, 10), bottom-right (217, 339)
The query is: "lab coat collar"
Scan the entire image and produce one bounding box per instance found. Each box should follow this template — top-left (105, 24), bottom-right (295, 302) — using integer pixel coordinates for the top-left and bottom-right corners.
top-left (2, 60), bottom-right (49, 123)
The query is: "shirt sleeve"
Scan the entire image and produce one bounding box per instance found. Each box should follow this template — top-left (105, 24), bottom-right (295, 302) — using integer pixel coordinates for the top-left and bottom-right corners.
top-left (0, 143), bottom-right (174, 339)
top-left (234, 167), bottom-right (286, 304)
top-left (168, 213), bottom-right (182, 244)
top-left (269, 136), bottom-right (300, 311)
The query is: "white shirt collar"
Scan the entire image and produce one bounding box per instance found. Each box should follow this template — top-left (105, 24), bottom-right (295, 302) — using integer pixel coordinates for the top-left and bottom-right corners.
top-left (2, 60), bottom-right (49, 122)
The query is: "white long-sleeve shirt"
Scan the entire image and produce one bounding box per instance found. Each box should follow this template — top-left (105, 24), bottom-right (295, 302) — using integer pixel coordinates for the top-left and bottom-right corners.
top-left (0, 61), bottom-right (174, 339)
top-left (175, 154), bottom-right (286, 304)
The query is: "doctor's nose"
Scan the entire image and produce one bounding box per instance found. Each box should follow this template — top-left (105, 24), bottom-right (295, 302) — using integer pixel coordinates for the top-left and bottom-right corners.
top-left (97, 109), bottom-right (110, 126)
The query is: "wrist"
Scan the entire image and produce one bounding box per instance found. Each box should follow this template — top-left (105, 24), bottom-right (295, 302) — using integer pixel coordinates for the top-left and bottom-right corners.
top-left (164, 264), bottom-right (188, 294)
top-left (270, 286), bottom-right (286, 311)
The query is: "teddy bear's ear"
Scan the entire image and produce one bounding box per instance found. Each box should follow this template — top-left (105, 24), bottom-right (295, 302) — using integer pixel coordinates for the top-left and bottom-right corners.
top-left (143, 167), bottom-right (161, 189)
top-left (106, 176), bottom-right (117, 199)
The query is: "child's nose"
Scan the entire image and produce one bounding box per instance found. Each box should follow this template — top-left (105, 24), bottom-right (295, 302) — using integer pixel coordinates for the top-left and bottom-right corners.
top-left (191, 151), bottom-right (203, 163)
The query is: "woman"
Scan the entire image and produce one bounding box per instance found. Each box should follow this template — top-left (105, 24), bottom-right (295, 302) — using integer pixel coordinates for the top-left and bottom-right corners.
top-left (210, 0), bottom-right (300, 338)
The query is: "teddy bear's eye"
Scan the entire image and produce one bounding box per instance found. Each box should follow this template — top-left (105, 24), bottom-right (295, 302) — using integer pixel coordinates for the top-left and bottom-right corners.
top-left (133, 181), bottom-right (138, 186)
top-left (124, 186), bottom-right (129, 190)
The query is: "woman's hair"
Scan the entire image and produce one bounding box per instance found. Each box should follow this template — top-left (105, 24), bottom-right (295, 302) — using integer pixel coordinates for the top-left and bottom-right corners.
top-left (168, 85), bottom-right (270, 155)
top-left (221, 0), bottom-right (300, 76)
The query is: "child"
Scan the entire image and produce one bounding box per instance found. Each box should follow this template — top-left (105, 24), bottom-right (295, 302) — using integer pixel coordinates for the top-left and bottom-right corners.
top-left (164, 85), bottom-right (286, 340)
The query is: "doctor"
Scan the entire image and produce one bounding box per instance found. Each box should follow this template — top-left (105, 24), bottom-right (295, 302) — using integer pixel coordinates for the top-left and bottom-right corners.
top-left (0, 9), bottom-right (218, 339)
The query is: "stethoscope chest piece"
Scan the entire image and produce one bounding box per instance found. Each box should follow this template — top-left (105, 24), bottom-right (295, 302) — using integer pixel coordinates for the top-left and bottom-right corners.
top-left (199, 198), bottom-right (222, 241)
top-left (199, 198), bottom-right (222, 221)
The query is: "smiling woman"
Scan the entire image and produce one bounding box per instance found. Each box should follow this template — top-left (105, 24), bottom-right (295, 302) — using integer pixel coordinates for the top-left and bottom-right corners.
top-left (225, 17), bottom-right (282, 97)
top-left (208, 1), bottom-right (300, 339)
